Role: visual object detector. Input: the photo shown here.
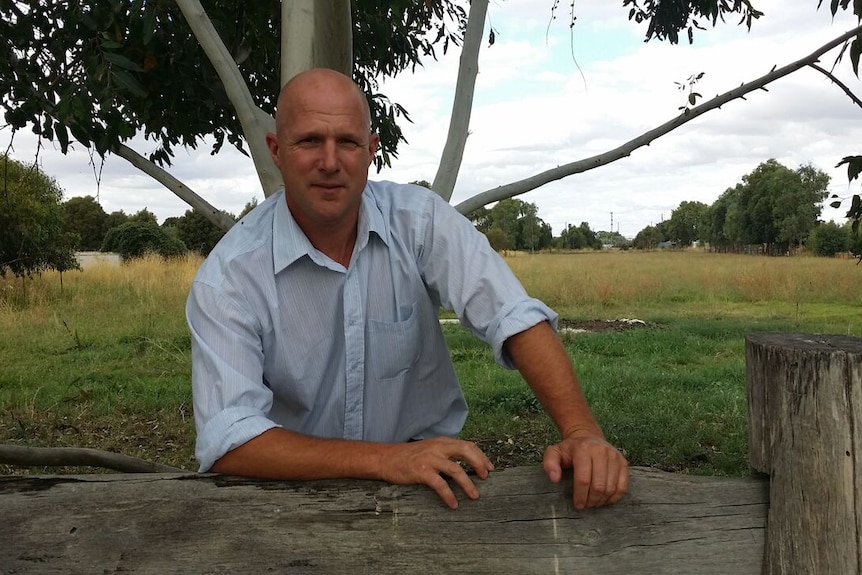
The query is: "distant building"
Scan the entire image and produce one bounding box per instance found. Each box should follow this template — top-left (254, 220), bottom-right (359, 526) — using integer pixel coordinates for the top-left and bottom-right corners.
top-left (75, 251), bottom-right (121, 269)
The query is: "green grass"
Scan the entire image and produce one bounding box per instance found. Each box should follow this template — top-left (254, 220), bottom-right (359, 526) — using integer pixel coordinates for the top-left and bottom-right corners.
top-left (2, 251), bottom-right (861, 476)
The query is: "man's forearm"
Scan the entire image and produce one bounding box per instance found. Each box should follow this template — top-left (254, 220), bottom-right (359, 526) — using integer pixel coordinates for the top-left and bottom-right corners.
top-left (210, 427), bottom-right (394, 480)
top-left (210, 427), bottom-right (495, 509)
top-left (504, 321), bottom-right (604, 439)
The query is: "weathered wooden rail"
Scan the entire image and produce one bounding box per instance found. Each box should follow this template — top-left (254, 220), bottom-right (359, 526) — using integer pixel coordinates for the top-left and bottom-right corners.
top-left (1, 332), bottom-right (858, 574)
top-left (1, 467), bottom-right (767, 574)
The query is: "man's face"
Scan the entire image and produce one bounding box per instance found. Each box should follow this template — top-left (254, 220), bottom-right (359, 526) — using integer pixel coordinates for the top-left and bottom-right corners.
top-left (267, 74), bottom-right (379, 233)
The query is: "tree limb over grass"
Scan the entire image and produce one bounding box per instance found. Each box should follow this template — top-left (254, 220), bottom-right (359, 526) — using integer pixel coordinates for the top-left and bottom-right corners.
top-left (455, 23), bottom-right (862, 215)
top-left (114, 143), bottom-right (237, 232)
top-left (0, 444), bottom-right (186, 474)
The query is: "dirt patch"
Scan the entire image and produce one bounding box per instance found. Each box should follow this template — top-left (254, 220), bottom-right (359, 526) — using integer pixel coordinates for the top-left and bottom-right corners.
top-left (558, 318), bottom-right (658, 333)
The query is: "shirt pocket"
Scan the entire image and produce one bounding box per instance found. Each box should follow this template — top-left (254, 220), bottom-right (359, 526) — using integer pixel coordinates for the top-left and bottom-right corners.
top-left (366, 303), bottom-right (421, 382)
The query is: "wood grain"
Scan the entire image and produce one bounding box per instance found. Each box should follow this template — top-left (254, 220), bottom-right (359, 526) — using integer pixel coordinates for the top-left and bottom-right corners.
top-left (747, 332), bottom-right (862, 575)
top-left (1, 466), bottom-right (767, 574)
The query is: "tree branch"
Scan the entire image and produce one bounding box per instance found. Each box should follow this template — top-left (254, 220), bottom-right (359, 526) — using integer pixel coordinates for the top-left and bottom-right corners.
top-left (432, 0), bottom-right (488, 202)
top-left (173, 0), bottom-right (282, 196)
top-left (809, 63), bottom-right (862, 109)
top-left (0, 444), bottom-right (185, 473)
top-left (454, 24), bottom-right (862, 215)
top-left (114, 143), bottom-right (237, 231)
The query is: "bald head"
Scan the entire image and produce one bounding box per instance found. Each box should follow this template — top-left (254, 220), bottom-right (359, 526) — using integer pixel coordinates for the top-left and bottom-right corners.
top-left (265, 67), bottom-right (379, 245)
top-left (276, 68), bottom-right (372, 135)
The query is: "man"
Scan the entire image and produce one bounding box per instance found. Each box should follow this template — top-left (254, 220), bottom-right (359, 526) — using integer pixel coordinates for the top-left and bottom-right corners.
top-left (187, 68), bottom-right (628, 510)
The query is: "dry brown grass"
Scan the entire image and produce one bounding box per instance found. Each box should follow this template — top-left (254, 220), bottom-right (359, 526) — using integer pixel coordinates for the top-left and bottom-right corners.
top-left (504, 250), bottom-right (862, 321)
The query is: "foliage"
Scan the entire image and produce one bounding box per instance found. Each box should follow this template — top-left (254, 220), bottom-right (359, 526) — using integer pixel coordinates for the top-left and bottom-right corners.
top-left (105, 209), bottom-right (129, 231)
top-left (818, 0), bottom-right (862, 237)
top-left (469, 199), bottom-right (554, 252)
top-left (595, 230), bottom-right (630, 248)
top-left (127, 208), bottom-right (158, 225)
top-left (64, 195), bottom-right (108, 251)
top-left (831, 155), bottom-right (862, 236)
top-left (558, 222), bottom-right (603, 250)
top-left (632, 224), bottom-right (666, 250)
top-left (484, 228), bottom-right (507, 251)
top-left (847, 220), bottom-right (862, 255)
top-left (666, 201), bottom-right (708, 246)
top-left (696, 160), bottom-right (829, 254)
top-left (700, 189), bottom-right (736, 252)
top-left (622, 0), bottom-right (764, 44)
top-left (0, 155), bottom-right (79, 277)
top-left (101, 220), bottom-right (186, 260)
top-left (170, 208), bottom-right (228, 256)
top-left (806, 221), bottom-right (849, 256)
top-left (0, 0), bottom-right (467, 171)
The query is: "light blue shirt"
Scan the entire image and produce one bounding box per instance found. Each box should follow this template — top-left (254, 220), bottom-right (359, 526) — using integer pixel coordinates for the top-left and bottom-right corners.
top-left (187, 181), bottom-right (557, 472)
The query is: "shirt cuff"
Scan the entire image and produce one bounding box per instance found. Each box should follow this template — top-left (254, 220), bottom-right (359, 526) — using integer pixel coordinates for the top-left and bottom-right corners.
top-left (487, 298), bottom-right (559, 369)
top-left (196, 407), bottom-right (281, 472)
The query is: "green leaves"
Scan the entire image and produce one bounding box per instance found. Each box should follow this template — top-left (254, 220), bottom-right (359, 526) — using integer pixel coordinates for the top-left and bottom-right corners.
top-left (1, 0), bottom-right (468, 172)
top-left (103, 51), bottom-right (144, 72)
top-left (836, 155), bottom-right (862, 182)
top-left (0, 155), bottom-right (78, 278)
top-left (622, 0), bottom-right (764, 45)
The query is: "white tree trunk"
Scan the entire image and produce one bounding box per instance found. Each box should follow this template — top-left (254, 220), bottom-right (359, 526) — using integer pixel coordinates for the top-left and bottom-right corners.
top-left (282, 0), bottom-right (352, 84)
top-left (432, 0), bottom-right (487, 202)
top-left (174, 0), bottom-right (282, 197)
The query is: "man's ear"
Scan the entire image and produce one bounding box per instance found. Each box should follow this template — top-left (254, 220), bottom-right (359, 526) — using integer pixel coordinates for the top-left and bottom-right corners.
top-left (367, 133), bottom-right (380, 166)
top-left (266, 132), bottom-right (280, 167)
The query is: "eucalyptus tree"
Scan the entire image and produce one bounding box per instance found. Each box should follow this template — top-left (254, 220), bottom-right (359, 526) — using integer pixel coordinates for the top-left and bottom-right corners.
top-left (665, 201), bottom-right (708, 247)
top-left (714, 160), bottom-right (830, 254)
top-left (1, 0), bottom-right (465, 228)
top-left (2, 0), bottom-right (861, 232)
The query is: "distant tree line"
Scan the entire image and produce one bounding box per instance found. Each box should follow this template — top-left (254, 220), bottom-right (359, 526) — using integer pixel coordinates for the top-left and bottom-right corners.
top-left (633, 159), bottom-right (861, 257)
top-left (1, 154), bottom-right (259, 279)
top-left (5, 155), bottom-right (859, 282)
top-left (67, 196), bottom-right (258, 261)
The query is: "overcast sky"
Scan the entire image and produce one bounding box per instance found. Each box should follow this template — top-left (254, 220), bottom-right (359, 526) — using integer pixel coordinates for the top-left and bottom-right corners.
top-left (3, 0), bottom-right (861, 238)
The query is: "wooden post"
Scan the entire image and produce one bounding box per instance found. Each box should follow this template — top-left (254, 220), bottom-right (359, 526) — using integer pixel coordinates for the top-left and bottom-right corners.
top-left (746, 332), bottom-right (862, 575)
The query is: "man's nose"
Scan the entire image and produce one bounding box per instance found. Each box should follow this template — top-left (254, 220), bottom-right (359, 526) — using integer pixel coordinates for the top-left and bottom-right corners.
top-left (318, 140), bottom-right (339, 172)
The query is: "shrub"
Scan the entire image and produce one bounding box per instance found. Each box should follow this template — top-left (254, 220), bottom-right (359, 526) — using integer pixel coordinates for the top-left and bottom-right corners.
top-left (102, 221), bottom-right (187, 260)
top-left (806, 222), bottom-right (848, 257)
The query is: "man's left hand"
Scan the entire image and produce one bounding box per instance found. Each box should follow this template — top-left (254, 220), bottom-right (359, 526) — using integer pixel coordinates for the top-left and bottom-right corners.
top-left (542, 433), bottom-right (629, 510)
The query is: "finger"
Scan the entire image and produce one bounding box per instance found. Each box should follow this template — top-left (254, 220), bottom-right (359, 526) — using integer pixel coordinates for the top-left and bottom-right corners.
top-left (453, 441), bottom-right (494, 479)
top-left (426, 471), bottom-right (460, 510)
top-left (584, 452), bottom-right (609, 508)
top-left (542, 445), bottom-right (563, 483)
top-left (591, 454), bottom-right (614, 508)
top-left (442, 459), bottom-right (481, 501)
top-left (572, 456), bottom-right (593, 510)
top-left (608, 459), bottom-right (630, 505)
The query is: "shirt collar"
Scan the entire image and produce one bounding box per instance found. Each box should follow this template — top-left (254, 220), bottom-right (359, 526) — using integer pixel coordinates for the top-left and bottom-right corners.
top-left (272, 185), bottom-right (388, 275)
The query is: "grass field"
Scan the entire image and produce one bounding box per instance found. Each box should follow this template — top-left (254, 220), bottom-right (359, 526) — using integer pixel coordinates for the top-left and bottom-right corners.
top-left (1, 250), bottom-right (860, 476)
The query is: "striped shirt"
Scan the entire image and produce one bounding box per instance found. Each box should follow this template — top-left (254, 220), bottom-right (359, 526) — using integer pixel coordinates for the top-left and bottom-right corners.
top-left (187, 181), bottom-right (557, 472)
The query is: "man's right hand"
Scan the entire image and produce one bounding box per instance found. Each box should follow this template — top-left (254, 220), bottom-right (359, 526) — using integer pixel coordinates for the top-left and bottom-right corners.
top-left (379, 437), bottom-right (494, 509)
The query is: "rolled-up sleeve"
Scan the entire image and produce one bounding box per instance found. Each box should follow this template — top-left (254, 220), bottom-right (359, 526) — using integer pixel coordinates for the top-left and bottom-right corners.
top-left (186, 281), bottom-right (279, 472)
top-left (484, 298), bottom-right (558, 368)
top-left (415, 193), bottom-right (558, 369)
